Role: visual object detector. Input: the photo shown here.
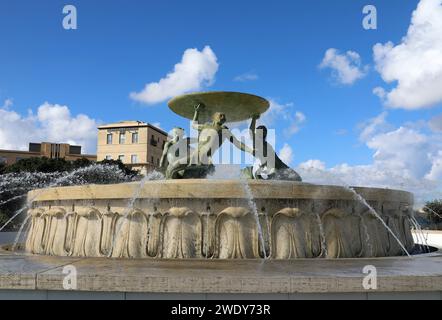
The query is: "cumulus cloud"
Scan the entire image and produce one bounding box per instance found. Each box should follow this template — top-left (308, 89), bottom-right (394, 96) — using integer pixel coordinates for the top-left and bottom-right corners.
top-left (429, 114), bottom-right (442, 132)
top-left (1, 99), bottom-right (13, 109)
top-left (260, 99), bottom-right (306, 137)
top-left (373, 0), bottom-right (442, 109)
top-left (319, 48), bottom-right (368, 85)
top-left (279, 143), bottom-right (294, 165)
top-left (0, 100), bottom-right (99, 153)
top-left (358, 112), bottom-right (392, 142)
top-left (296, 113), bottom-right (442, 205)
top-left (130, 46), bottom-right (219, 105)
top-left (233, 72), bottom-right (259, 82)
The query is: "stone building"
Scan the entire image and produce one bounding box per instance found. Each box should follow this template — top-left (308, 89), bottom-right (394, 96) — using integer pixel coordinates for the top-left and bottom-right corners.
top-left (96, 121), bottom-right (168, 173)
top-left (0, 142), bottom-right (97, 166)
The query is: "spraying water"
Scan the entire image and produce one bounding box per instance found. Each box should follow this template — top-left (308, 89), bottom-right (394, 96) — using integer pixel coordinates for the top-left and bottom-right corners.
top-left (410, 216), bottom-right (430, 253)
top-left (347, 187), bottom-right (411, 257)
top-left (239, 178), bottom-right (267, 259)
top-left (314, 213), bottom-right (327, 258)
top-left (298, 165), bottom-right (412, 257)
top-left (108, 170), bottom-right (164, 257)
top-left (0, 163), bottom-right (142, 248)
top-left (423, 206), bottom-right (442, 220)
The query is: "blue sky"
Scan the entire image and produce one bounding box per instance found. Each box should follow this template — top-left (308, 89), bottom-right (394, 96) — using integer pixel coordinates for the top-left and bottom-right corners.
top-left (1, 0), bottom-right (441, 202)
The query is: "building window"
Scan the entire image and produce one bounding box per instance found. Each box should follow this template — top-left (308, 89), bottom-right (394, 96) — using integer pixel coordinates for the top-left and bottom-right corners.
top-left (119, 132), bottom-right (126, 144)
top-left (0, 157), bottom-right (6, 164)
top-left (132, 132), bottom-right (139, 144)
top-left (105, 155), bottom-right (112, 160)
top-left (151, 156), bottom-right (154, 164)
top-left (150, 135), bottom-right (157, 146)
top-left (118, 155), bottom-right (125, 162)
top-left (131, 155), bottom-right (138, 164)
top-left (107, 133), bottom-right (113, 145)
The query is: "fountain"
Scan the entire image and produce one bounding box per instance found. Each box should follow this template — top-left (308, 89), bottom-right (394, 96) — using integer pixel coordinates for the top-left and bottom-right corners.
top-left (1, 92), bottom-right (441, 300)
top-left (22, 92), bottom-right (416, 259)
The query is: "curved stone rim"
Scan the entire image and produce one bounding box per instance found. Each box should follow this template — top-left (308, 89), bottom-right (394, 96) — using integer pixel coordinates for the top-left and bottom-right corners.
top-left (28, 180), bottom-right (414, 203)
top-left (167, 91), bottom-right (270, 123)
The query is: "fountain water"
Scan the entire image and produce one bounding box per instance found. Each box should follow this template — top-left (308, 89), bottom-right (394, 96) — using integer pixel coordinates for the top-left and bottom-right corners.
top-left (240, 177), bottom-right (267, 259)
top-left (108, 170), bottom-right (163, 257)
top-left (5, 92), bottom-right (422, 260)
top-left (0, 163), bottom-right (140, 251)
top-left (347, 186), bottom-right (411, 257)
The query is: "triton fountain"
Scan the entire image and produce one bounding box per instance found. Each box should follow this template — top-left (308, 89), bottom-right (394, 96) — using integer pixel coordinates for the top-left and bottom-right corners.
top-left (23, 92), bottom-right (416, 259)
top-left (1, 92), bottom-right (441, 299)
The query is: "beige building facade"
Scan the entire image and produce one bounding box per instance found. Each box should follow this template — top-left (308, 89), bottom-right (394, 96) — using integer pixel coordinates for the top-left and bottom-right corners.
top-left (97, 121), bottom-right (168, 173)
top-left (0, 142), bottom-right (96, 166)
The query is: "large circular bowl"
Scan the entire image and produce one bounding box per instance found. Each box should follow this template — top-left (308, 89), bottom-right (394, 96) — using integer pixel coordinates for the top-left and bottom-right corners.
top-left (168, 91), bottom-right (270, 123)
top-left (25, 180), bottom-right (415, 259)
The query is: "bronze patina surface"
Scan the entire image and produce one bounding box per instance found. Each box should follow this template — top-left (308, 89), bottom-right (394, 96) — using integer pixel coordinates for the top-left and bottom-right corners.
top-left (168, 91), bottom-right (270, 123)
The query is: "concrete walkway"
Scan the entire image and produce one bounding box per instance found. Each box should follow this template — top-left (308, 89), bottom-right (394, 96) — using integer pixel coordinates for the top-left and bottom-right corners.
top-left (0, 230), bottom-right (439, 300)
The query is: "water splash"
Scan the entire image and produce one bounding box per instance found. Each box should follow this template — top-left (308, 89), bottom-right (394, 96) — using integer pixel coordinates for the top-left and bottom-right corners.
top-left (423, 206), bottom-right (442, 220)
top-left (0, 163), bottom-right (143, 246)
top-left (347, 187), bottom-right (411, 257)
top-left (108, 170), bottom-right (164, 257)
top-left (360, 216), bottom-right (373, 257)
top-left (296, 165), bottom-right (412, 257)
top-left (410, 216), bottom-right (430, 253)
top-left (239, 178), bottom-right (267, 259)
top-left (314, 213), bottom-right (327, 258)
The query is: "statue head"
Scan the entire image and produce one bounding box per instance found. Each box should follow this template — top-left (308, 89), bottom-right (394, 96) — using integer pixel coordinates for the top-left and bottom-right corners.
top-left (171, 127), bottom-right (185, 139)
top-left (212, 112), bottom-right (226, 125)
top-left (256, 125), bottom-right (268, 141)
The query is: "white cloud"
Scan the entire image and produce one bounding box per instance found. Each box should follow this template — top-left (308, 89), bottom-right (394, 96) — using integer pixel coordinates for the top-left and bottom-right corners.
top-left (1, 99), bottom-right (13, 109)
top-left (279, 143), bottom-right (294, 165)
top-left (299, 159), bottom-right (326, 171)
top-left (426, 151), bottom-right (442, 180)
top-left (373, 0), bottom-right (442, 109)
top-left (130, 46), bottom-right (219, 105)
top-left (429, 114), bottom-right (442, 132)
top-left (260, 99), bottom-right (292, 126)
top-left (358, 112), bottom-right (392, 142)
top-left (319, 48), bottom-right (368, 85)
top-left (233, 72), bottom-right (259, 82)
top-left (297, 113), bottom-right (442, 205)
top-left (260, 99), bottom-right (306, 137)
top-left (0, 101), bottom-right (99, 153)
top-left (286, 111), bottom-right (306, 136)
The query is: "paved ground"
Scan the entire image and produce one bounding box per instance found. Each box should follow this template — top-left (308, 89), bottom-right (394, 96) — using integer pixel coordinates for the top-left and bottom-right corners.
top-left (0, 231), bottom-right (440, 299)
top-left (0, 232), bottom-right (18, 245)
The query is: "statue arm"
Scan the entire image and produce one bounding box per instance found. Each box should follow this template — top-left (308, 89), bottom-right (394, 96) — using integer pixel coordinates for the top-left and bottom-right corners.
top-left (249, 114), bottom-right (259, 156)
top-left (192, 104), bottom-right (204, 131)
top-left (249, 116), bottom-right (257, 137)
top-left (159, 141), bottom-right (172, 168)
top-left (228, 130), bottom-right (253, 154)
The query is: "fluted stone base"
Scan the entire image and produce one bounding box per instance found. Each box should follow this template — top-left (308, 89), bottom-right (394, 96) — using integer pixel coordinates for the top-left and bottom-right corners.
top-left (25, 180), bottom-right (415, 259)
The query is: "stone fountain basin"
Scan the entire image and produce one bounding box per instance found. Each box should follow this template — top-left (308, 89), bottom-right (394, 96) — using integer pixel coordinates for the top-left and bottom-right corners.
top-left (25, 180), bottom-right (415, 259)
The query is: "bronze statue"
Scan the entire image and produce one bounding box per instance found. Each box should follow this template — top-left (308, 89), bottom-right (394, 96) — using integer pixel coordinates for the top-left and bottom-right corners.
top-left (242, 114), bottom-right (302, 181)
top-left (163, 91), bottom-right (301, 181)
top-left (162, 103), bottom-right (253, 179)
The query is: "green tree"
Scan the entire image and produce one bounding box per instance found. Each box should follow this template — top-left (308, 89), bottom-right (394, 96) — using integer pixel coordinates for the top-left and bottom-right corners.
top-left (4, 157), bottom-right (72, 173)
top-left (423, 199), bottom-right (442, 225)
